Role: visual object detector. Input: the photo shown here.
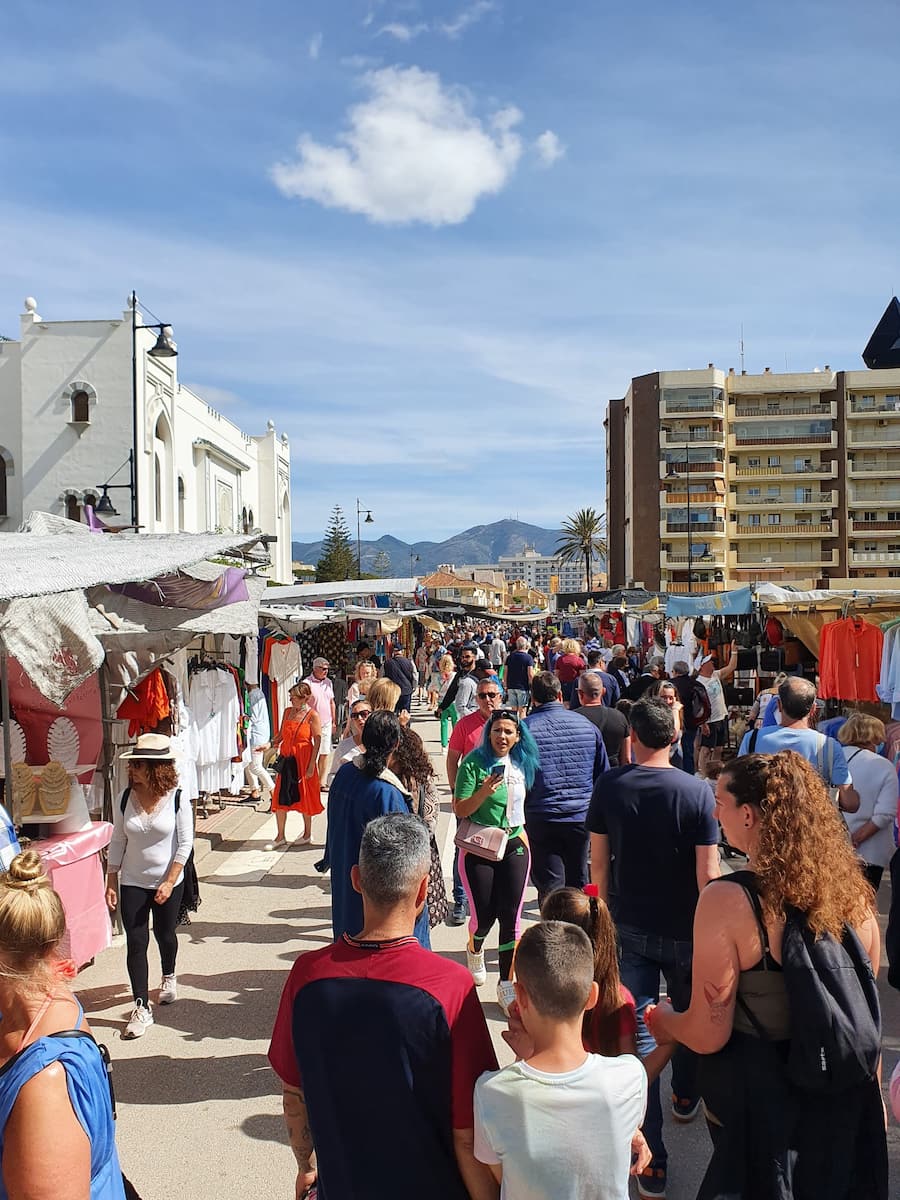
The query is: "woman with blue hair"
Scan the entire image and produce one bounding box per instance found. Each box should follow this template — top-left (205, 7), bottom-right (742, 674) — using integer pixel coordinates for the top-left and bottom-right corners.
top-left (453, 708), bottom-right (540, 1014)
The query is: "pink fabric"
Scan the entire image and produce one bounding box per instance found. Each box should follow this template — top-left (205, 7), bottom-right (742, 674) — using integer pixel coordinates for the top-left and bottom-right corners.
top-left (33, 825), bottom-right (113, 968)
top-left (8, 656), bottom-right (102, 783)
top-left (891, 1059), bottom-right (900, 1124)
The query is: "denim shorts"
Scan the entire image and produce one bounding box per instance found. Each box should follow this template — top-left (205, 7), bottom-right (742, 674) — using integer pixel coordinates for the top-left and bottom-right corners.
top-left (506, 688), bottom-right (529, 709)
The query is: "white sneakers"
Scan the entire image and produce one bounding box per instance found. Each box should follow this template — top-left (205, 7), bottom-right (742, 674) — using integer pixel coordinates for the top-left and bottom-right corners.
top-left (467, 947), bottom-right (487, 986)
top-left (124, 1000), bottom-right (154, 1038)
top-left (159, 974), bottom-right (177, 1005)
top-left (496, 980), bottom-right (517, 1016)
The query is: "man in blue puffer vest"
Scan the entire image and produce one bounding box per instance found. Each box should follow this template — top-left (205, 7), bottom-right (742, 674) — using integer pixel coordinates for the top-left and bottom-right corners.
top-left (524, 672), bottom-right (610, 901)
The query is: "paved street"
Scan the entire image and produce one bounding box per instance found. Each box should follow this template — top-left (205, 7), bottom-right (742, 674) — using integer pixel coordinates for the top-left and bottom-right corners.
top-left (74, 704), bottom-right (900, 1199)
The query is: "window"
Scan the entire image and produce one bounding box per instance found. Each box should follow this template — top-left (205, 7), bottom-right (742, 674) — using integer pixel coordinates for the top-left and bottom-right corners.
top-left (889, 544), bottom-right (900, 553)
top-left (767, 456), bottom-right (781, 467)
top-left (71, 390), bottom-right (90, 423)
top-left (747, 487), bottom-right (761, 498)
top-left (863, 542), bottom-right (878, 552)
top-left (889, 512), bottom-right (900, 522)
top-left (767, 514), bottom-right (781, 525)
top-left (863, 511), bottom-right (878, 522)
top-left (747, 514), bottom-right (761, 526)
top-left (766, 486), bottom-right (781, 496)
top-left (65, 495), bottom-right (80, 522)
top-left (747, 457), bottom-right (761, 468)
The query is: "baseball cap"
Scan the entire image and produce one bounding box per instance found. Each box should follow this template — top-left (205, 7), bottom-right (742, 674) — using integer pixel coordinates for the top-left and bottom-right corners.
top-left (699, 654), bottom-right (715, 666)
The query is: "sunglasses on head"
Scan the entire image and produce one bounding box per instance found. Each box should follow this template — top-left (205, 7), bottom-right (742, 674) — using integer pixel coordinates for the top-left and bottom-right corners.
top-left (491, 709), bottom-right (520, 726)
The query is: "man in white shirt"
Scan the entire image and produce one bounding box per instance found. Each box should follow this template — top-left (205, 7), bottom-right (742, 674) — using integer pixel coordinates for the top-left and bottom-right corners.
top-left (305, 657), bottom-right (336, 788)
top-left (694, 649), bottom-right (738, 778)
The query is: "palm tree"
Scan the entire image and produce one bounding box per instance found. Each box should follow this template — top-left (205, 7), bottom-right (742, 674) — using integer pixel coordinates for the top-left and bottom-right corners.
top-left (556, 508), bottom-right (607, 593)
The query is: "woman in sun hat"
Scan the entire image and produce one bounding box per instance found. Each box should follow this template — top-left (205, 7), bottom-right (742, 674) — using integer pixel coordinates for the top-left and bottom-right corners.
top-left (106, 734), bottom-right (194, 1040)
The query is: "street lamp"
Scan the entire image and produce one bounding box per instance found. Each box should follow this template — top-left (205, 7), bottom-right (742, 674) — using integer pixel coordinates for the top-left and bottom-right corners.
top-left (94, 450), bottom-right (136, 518)
top-left (356, 499), bottom-right (374, 577)
top-left (130, 291), bottom-right (177, 527)
top-left (410, 552), bottom-right (420, 575)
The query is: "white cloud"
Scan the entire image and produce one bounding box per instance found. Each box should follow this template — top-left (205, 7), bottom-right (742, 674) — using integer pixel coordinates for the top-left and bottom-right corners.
top-left (270, 67), bottom-right (523, 226)
top-left (377, 22), bottom-right (429, 41)
top-left (308, 32), bottom-right (323, 60)
top-left (440, 1), bottom-right (498, 39)
top-left (534, 130), bottom-right (566, 167)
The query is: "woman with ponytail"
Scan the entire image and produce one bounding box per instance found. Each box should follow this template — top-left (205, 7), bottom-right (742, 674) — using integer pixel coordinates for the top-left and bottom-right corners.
top-left (646, 750), bottom-right (886, 1199)
top-left (325, 711), bottom-right (430, 945)
top-left (0, 851), bottom-right (125, 1198)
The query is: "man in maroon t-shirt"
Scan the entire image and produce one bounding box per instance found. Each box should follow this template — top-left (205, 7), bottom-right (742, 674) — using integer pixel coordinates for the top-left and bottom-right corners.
top-left (444, 678), bottom-right (504, 925)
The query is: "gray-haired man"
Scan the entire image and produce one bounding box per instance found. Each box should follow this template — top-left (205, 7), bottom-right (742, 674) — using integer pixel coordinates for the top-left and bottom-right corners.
top-left (269, 815), bottom-right (498, 1200)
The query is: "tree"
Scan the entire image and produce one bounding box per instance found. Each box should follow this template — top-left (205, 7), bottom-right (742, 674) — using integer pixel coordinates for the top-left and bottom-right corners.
top-left (372, 550), bottom-right (393, 578)
top-left (556, 507), bottom-right (607, 593)
top-left (316, 505), bottom-right (356, 582)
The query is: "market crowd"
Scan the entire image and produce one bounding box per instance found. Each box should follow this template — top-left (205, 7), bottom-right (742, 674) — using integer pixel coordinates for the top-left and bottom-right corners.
top-left (1, 625), bottom-right (900, 1199)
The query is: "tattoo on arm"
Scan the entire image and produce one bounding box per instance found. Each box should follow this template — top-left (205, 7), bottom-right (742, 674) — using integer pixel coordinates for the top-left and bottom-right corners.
top-left (703, 981), bottom-right (731, 1026)
top-left (283, 1086), bottom-right (314, 1170)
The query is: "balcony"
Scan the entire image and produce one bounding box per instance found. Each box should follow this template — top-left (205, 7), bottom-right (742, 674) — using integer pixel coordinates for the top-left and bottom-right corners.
top-left (733, 521), bottom-right (835, 537)
top-left (848, 460), bottom-right (900, 477)
top-left (666, 581), bottom-right (728, 594)
top-left (661, 393), bottom-right (725, 416)
top-left (850, 551), bottom-right (900, 564)
top-left (663, 427), bottom-right (725, 444)
top-left (730, 462), bottom-right (838, 480)
top-left (730, 403), bottom-right (835, 419)
top-left (733, 550), bottom-right (836, 568)
top-left (661, 551), bottom-right (727, 565)
top-left (661, 490), bottom-right (722, 506)
top-left (659, 459), bottom-right (725, 480)
top-left (728, 431), bottom-right (836, 450)
top-left (848, 396), bottom-right (900, 416)
top-left (847, 426), bottom-right (900, 449)
top-left (731, 491), bottom-right (837, 510)
top-left (663, 520), bottom-right (726, 534)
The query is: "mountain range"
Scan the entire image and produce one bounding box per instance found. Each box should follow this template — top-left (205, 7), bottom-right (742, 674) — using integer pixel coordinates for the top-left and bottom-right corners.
top-left (291, 519), bottom-right (565, 575)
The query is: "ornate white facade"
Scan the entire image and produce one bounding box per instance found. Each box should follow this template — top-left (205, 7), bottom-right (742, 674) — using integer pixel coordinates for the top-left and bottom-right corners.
top-left (0, 297), bottom-right (292, 583)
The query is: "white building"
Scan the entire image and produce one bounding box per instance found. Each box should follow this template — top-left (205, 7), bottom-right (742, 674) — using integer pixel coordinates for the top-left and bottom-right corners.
top-left (0, 296), bottom-right (292, 582)
top-left (497, 548), bottom-right (589, 594)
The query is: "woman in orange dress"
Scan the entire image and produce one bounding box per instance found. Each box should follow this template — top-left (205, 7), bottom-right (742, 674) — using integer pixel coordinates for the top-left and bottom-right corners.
top-left (268, 682), bottom-right (323, 849)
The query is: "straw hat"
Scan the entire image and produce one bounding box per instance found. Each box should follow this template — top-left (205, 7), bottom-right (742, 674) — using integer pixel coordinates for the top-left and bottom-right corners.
top-left (119, 734), bottom-right (179, 761)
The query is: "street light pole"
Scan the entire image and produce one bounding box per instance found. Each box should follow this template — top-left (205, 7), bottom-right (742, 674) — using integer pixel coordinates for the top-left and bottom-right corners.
top-left (686, 445), bottom-right (693, 594)
top-left (356, 499), bottom-right (373, 578)
top-left (130, 291), bottom-right (177, 529)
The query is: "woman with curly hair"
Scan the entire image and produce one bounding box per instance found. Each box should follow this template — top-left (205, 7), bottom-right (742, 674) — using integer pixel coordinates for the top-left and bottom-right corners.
top-left (646, 750), bottom-right (886, 1199)
top-left (390, 728), bottom-right (448, 928)
top-left (106, 734), bottom-right (194, 1039)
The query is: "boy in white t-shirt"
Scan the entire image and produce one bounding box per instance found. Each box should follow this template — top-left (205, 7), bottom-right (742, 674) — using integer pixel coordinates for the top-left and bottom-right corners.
top-left (474, 922), bottom-right (647, 1200)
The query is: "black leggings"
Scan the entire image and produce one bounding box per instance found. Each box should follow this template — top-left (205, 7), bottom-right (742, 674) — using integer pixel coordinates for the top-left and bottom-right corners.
top-left (120, 883), bottom-right (184, 1006)
top-left (459, 836), bottom-right (530, 980)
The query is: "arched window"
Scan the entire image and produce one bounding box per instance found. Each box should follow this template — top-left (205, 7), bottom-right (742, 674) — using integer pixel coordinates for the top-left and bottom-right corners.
top-left (241, 506), bottom-right (248, 534)
top-left (248, 508), bottom-right (254, 530)
top-left (66, 495), bottom-right (80, 523)
top-left (154, 455), bottom-right (163, 523)
top-left (177, 476), bottom-right (186, 531)
top-left (83, 491), bottom-right (98, 511)
top-left (71, 390), bottom-right (90, 423)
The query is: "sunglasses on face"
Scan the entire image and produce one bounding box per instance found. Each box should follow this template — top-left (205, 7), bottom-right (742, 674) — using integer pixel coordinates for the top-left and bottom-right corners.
top-left (478, 691), bottom-right (501, 699)
top-left (351, 710), bottom-right (371, 720)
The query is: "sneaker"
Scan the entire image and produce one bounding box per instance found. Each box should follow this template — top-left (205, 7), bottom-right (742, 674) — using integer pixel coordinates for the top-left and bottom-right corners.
top-left (124, 1000), bottom-right (154, 1039)
top-left (446, 901), bottom-right (468, 927)
top-left (496, 980), bottom-right (517, 1015)
top-left (637, 1166), bottom-right (667, 1198)
top-left (159, 974), bottom-right (177, 1005)
top-left (467, 948), bottom-right (487, 986)
top-left (672, 1094), bottom-right (702, 1123)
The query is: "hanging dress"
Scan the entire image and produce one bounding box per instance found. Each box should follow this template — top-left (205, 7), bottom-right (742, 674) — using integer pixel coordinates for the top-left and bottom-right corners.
top-left (273, 711), bottom-right (324, 816)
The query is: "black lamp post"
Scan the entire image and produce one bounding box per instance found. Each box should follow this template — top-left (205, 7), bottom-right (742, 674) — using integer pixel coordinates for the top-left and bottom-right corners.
top-left (130, 291), bottom-right (177, 526)
top-left (94, 449), bottom-right (136, 518)
top-left (356, 499), bottom-right (374, 577)
top-left (410, 552), bottom-right (420, 575)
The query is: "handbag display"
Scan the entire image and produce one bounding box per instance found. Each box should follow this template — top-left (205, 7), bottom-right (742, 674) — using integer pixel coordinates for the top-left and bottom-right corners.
top-left (454, 816), bottom-right (508, 862)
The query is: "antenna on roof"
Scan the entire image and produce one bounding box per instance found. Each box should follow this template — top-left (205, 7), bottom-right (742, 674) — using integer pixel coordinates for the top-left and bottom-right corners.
top-left (740, 323), bottom-right (745, 374)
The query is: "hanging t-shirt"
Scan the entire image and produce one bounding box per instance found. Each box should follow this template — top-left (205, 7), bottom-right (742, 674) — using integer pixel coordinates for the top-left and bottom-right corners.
top-left (818, 616), bottom-right (883, 702)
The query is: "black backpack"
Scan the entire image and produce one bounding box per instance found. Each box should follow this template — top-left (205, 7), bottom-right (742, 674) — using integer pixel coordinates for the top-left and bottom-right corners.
top-left (689, 683), bottom-right (711, 726)
top-left (737, 882), bottom-right (881, 1094)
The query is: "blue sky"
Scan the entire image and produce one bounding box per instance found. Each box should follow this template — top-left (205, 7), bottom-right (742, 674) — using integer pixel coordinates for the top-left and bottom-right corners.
top-left (1, 0), bottom-right (898, 542)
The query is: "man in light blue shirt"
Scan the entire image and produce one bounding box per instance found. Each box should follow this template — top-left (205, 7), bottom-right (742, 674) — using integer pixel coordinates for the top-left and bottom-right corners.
top-left (737, 677), bottom-right (860, 813)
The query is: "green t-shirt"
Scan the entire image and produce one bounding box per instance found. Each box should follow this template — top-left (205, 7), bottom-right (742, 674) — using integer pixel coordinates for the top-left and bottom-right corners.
top-left (454, 755), bottom-right (524, 838)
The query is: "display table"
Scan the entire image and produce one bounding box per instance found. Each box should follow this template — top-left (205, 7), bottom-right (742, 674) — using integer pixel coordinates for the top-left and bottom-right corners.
top-left (31, 823), bottom-right (113, 968)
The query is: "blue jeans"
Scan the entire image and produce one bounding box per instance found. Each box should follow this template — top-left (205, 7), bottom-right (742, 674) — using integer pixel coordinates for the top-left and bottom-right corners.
top-left (617, 925), bottom-right (698, 1171)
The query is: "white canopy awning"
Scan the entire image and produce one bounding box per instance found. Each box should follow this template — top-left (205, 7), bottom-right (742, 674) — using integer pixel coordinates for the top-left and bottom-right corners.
top-left (265, 578), bottom-right (420, 603)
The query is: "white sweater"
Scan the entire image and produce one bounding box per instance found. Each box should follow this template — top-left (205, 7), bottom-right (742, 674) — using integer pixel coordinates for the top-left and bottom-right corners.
top-left (842, 748), bottom-right (899, 868)
top-left (108, 788), bottom-right (194, 889)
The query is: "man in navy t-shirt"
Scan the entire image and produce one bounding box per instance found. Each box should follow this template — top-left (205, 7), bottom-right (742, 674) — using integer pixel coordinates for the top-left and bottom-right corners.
top-left (587, 698), bottom-right (720, 1199)
top-left (269, 814), bottom-right (497, 1200)
top-left (504, 637), bottom-right (535, 717)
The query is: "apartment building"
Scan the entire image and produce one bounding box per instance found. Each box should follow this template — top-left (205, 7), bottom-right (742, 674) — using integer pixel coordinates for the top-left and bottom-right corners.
top-left (497, 548), bottom-right (589, 594)
top-left (605, 364), bottom-right (900, 592)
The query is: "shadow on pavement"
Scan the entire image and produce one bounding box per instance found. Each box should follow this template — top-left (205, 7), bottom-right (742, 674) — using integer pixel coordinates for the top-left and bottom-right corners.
top-left (111, 1051), bottom-right (277, 1104)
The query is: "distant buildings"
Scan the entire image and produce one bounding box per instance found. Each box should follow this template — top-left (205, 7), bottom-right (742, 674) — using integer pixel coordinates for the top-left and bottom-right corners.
top-left (605, 364), bottom-right (900, 593)
top-left (497, 548), bottom-right (593, 594)
top-left (0, 295), bottom-right (293, 582)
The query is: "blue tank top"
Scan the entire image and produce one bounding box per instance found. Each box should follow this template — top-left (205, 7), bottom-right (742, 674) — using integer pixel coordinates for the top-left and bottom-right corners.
top-left (0, 1002), bottom-right (125, 1200)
